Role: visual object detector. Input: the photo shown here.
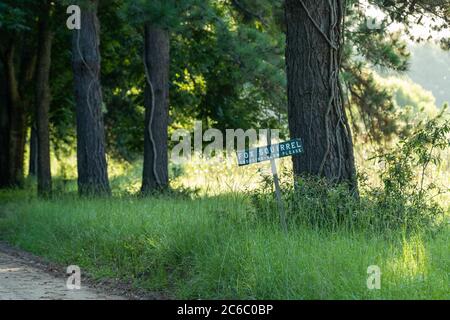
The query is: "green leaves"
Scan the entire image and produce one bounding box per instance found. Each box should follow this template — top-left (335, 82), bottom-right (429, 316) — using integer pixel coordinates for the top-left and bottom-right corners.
top-left (120, 0), bottom-right (205, 30)
top-left (0, 1), bottom-right (35, 32)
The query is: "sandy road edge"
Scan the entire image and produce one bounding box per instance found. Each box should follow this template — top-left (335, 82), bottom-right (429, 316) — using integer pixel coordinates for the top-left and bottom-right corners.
top-left (0, 241), bottom-right (170, 300)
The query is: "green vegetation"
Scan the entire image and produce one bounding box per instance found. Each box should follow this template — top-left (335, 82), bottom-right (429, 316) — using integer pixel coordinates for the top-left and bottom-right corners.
top-left (0, 118), bottom-right (448, 299)
top-left (0, 189), bottom-right (448, 299)
top-left (0, 0), bottom-right (449, 300)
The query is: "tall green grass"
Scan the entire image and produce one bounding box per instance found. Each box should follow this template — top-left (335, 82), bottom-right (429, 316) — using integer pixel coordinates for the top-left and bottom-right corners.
top-left (1, 118), bottom-right (448, 299)
top-left (0, 190), bottom-right (448, 299)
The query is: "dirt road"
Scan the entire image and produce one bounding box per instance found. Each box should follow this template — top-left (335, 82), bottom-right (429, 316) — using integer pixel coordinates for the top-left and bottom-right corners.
top-left (0, 248), bottom-right (125, 300)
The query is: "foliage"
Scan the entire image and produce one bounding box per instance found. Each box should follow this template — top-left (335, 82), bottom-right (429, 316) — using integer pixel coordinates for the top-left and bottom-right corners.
top-left (369, 0), bottom-right (450, 44)
top-left (251, 113), bottom-right (449, 234)
top-left (0, 0), bottom-right (35, 32)
top-left (0, 189), bottom-right (449, 299)
top-left (349, 74), bottom-right (439, 141)
top-left (371, 110), bottom-right (449, 230)
top-left (0, 0), bottom-right (449, 300)
top-left (2, 0), bottom-right (447, 162)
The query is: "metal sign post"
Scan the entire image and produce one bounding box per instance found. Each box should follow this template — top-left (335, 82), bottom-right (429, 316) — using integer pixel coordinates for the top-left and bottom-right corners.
top-left (267, 130), bottom-right (288, 233)
top-left (236, 134), bottom-right (304, 233)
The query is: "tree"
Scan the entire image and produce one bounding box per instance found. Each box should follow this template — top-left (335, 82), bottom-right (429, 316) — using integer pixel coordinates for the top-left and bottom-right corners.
top-left (0, 62), bottom-right (9, 187)
top-left (72, 0), bottom-right (110, 196)
top-left (141, 25), bottom-right (170, 192)
top-left (0, 1), bottom-right (36, 188)
top-left (171, 0), bottom-right (286, 132)
top-left (122, 0), bottom-right (184, 192)
top-left (120, 0), bottom-right (173, 192)
top-left (29, 123), bottom-right (38, 177)
top-left (285, 0), bottom-right (357, 190)
top-left (92, 0), bottom-right (286, 164)
top-left (225, 0), bottom-right (447, 144)
top-left (35, 0), bottom-right (53, 196)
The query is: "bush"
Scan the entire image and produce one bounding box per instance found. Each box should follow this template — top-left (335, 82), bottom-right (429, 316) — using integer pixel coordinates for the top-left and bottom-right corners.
top-left (370, 110), bottom-right (449, 232)
top-left (251, 113), bottom-right (449, 234)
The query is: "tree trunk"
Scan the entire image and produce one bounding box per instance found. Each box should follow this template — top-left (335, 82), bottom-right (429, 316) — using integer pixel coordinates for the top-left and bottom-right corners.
top-left (35, 1), bottom-right (53, 197)
top-left (72, 0), bottom-right (110, 196)
top-left (285, 0), bottom-right (357, 190)
top-left (4, 44), bottom-right (26, 187)
top-left (141, 25), bottom-right (170, 193)
top-left (0, 62), bottom-right (10, 187)
top-left (29, 123), bottom-right (38, 177)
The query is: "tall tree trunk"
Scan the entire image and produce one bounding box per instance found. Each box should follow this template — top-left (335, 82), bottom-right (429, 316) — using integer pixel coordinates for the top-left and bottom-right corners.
top-left (35, 1), bottom-right (53, 197)
top-left (141, 25), bottom-right (170, 193)
top-left (4, 44), bottom-right (26, 187)
top-left (285, 0), bottom-right (357, 191)
top-left (0, 61), bottom-right (10, 187)
top-left (72, 0), bottom-right (110, 196)
top-left (29, 123), bottom-right (38, 177)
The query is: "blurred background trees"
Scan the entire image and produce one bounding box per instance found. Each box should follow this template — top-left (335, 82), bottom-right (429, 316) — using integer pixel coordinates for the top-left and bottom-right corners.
top-left (0, 0), bottom-right (448, 195)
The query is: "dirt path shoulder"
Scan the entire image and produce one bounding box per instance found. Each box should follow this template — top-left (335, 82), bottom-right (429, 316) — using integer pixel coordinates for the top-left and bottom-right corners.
top-left (0, 243), bottom-right (166, 300)
top-left (0, 245), bottom-right (125, 300)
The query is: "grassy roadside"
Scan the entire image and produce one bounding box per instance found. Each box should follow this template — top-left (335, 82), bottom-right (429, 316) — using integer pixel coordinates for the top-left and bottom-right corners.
top-left (0, 189), bottom-right (448, 299)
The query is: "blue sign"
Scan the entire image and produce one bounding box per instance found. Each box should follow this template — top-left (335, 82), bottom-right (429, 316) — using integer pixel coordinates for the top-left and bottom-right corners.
top-left (237, 138), bottom-right (303, 166)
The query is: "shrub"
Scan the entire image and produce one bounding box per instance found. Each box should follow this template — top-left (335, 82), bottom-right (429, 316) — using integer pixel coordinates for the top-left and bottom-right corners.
top-left (251, 112), bottom-right (449, 234)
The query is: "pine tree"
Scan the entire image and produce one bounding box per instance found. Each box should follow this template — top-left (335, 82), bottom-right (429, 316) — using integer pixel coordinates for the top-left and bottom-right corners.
top-left (35, 0), bottom-right (53, 197)
top-left (72, 0), bottom-right (111, 196)
top-left (122, 0), bottom-right (202, 193)
top-left (285, 0), bottom-right (358, 190)
top-left (141, 24), bottom-right (170, 192)
top-left (0, 0), bottom-right (37, 188)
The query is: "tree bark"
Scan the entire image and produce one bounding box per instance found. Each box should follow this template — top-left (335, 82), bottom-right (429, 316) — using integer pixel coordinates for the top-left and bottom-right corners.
top-left (35, 1), bottom-right (53, 197)
top-left (141, 25), bottom-right (170, 193)
top-left (285, 0), bottom-right (357, 191)
top-left (72, 0), bottom-right (110, 196)
top-left (0, 61), bottom-right (10, 187)
top-left (29, 123), bottom-right (38, 177)
top-left (4, 44), bottom-right (26, 187)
